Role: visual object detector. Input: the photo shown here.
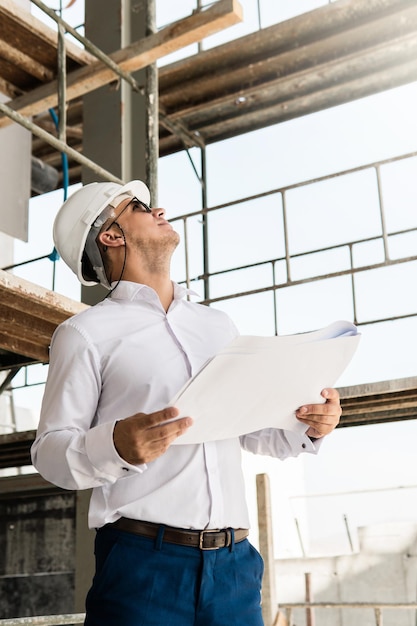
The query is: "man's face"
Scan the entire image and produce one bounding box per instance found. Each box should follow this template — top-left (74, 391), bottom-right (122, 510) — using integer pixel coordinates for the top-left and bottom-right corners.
top-left (109, 196), bottom-right (180, 252)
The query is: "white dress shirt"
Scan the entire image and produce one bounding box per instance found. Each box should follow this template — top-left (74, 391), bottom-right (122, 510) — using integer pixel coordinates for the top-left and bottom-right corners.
top-left (31, 281), bottom-right (318, 530)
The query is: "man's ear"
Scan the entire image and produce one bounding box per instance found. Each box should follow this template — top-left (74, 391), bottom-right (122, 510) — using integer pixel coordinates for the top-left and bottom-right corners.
top-left (97, 229), bottom-right (125, 248)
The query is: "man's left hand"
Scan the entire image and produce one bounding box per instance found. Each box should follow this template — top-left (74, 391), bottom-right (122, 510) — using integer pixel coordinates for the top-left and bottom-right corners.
top-left (295, 388), bottom-right (342, 439)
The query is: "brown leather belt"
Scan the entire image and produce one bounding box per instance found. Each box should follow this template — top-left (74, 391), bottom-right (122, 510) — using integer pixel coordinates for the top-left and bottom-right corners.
top-left (106, 517), bottom-right (249, 550)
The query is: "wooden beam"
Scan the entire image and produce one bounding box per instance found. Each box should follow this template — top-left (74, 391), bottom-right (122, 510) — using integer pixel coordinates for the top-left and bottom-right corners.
top-left (0, 270), bottom-right (87, 320)
top-left (0, 307), bottom-right (56, 341)
top-left (339, 377), bottom-right (417, 427)
top-left (0, 38), bottom-right (54, 82)
top-left (159, 0), bottom-right (417, 90)
top-left (0, 75), bottom-right (22, 99)
top-left (166, 54), bottom-right (417, 150)
top-left (0, 269), bottom-right (87, 362)
top-left (274, 612), bottom-right (288, 626)
top-left (160, 3), bottom-right (417, 112)
top-left (159, 29), bottom-right (417, 151)
top-left (0, 0), bottom-right (94, 65)
top-left (0, 0), bottom-right (243, 129)
top-left (0, 332), bottom-right (48, 363)
top-left (257, 473), bottom-right (277, 626)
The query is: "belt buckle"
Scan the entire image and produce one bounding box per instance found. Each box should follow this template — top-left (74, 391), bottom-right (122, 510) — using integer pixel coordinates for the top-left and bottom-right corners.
top-left (199, 529), bottom-right (222, 550)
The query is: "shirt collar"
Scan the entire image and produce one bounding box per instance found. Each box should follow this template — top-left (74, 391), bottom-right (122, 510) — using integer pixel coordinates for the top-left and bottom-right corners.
top-left (108, 280), bottom-right (199, 303)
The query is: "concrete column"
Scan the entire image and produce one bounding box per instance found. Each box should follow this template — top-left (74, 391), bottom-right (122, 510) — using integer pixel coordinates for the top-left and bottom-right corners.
top-left (81, 0), bottom-right (158, 305)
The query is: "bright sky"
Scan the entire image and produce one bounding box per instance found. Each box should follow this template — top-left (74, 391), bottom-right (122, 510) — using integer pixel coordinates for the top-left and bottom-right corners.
top-left (6, 0), bottom-right (417, 558)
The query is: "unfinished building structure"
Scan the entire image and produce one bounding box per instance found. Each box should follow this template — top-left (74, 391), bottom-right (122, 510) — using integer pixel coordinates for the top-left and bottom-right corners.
top-left (0, 0), bottom-right (417, 624)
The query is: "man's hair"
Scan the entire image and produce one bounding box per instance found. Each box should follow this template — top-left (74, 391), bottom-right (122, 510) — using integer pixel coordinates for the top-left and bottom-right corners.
top-left (81, 250), bottom-right (100, 284)
top-left (81, 225), bottom-right (114, 285)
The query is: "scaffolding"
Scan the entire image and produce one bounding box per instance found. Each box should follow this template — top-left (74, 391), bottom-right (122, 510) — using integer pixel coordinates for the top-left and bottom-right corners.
top-left (1, 0), bottom-right (417, 623)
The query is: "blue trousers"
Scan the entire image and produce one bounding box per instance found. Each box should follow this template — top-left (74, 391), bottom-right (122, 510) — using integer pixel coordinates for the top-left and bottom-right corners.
top-left (84, 526), bottom-right (265, 626)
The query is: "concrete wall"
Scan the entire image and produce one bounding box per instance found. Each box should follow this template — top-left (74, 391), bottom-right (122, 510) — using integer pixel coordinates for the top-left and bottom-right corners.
top-left (0, 489), bottom-right (75, 619)
top-left (275, 522), bottom-right (417, 626)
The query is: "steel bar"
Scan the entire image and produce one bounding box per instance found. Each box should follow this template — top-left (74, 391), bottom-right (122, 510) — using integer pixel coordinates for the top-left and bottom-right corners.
top-left (0, 101), bottom-right (123, 184)
top-left (281, 191), bottom-right (291, 282)
top-left (171, 148), bottom-right (417, 221)
top-left (57, 22), bottom-right (66, 143)
top-left (30, 0), bottom-right (142, 94)
top-left (201, 147), bottom-right (210, 300)
top-left (375, 165), bottom-right (390, 261)
top-left (196, 255), bottom-right (417, 307)
top-left (348, 244), bottom-right (358, 326)
top-left (168, 147), bottom-right (417, 313)
top-left (280, 603), bottom-right (417, 609)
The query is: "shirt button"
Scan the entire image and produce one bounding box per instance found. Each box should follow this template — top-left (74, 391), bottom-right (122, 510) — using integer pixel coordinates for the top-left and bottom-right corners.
top-left (302, 443), bottom-right (306, 449)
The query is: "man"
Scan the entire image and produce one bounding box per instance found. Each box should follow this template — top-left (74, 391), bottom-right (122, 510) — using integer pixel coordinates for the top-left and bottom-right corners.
top-left (31, 180), bottom-right (342, 626)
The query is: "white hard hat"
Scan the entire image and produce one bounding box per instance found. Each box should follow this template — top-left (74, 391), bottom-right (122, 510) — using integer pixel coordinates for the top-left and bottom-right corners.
top-left (53, 180), bottom-right (150, 288)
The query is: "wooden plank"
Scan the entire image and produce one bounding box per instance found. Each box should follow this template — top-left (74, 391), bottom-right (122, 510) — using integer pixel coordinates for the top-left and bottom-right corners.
top-left (160, 4), bottom-right (417, 112)
top-left (257, 473), bottom-right (277, 626)
top-left (0, 0), bottom-right (94, 67)
top-left (0, 270), bottom-right (88, 362)
top-left (155, 0), bottom-right (417, 155)
top-left (0, 39), bottom-right (54, 82)
top-left (165, 42), bottom-right (417, 152)
top-left (0, 0), bottom-right (243, 128)
top-left (0, 270), bottom-right (87, 317)
top-left (0, 284), bottom-right (83, 325)
top-left (0, 332), bottom-right (48, 363)
top-left (339, 376), bottom-right (417, 397)
top-left (0, 429), bottom-right (35, 469)
top-left (274, 612), bottom-right (288, 626)
top-left (176, 55), bottom-right (417, 147)
top-left (338, 378), bottom-right (417, 426)
top-left (159, 0), bottom-right (416, 90)
top-left (0, 75), bottom-right (21, 99)
top-left (0, 307), bottom-right (56, 340)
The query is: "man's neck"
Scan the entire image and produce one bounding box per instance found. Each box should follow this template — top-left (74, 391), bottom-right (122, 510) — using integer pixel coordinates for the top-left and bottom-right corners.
top-left (122, 269), bottom-right (174, 312)
top-left (109, 241), bottom-right (177, 311)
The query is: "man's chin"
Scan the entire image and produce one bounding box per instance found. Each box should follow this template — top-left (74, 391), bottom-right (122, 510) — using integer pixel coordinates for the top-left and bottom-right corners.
top-left (170, 230), bottom-right (181, 247)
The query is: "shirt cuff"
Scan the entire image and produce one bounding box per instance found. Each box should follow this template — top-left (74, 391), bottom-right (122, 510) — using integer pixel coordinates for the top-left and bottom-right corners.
top-left (285, 429), bottom-right (322, 454)
top-left (85, 420), bottom-right (147, 478)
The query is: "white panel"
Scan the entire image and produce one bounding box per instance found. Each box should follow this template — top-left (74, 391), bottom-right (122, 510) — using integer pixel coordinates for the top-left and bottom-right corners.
top-left (0, 94), bottom-right (31, 242)
top-left (0, 0), bottom-right (31, 242)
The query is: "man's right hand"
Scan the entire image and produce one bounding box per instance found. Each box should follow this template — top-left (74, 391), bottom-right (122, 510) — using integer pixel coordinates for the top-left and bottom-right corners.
top-left (113, 407), bottom-right (193, 465)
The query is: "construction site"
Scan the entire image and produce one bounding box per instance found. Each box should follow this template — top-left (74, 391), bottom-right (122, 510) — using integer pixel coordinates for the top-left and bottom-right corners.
top-left (0, 0), bottom-right (417, 624)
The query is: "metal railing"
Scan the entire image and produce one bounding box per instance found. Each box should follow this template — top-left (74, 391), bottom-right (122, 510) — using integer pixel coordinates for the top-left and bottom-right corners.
top-left (279, 602), bottom-right (417, 626)
top-left (171, 148), bottom-right (417, 334)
